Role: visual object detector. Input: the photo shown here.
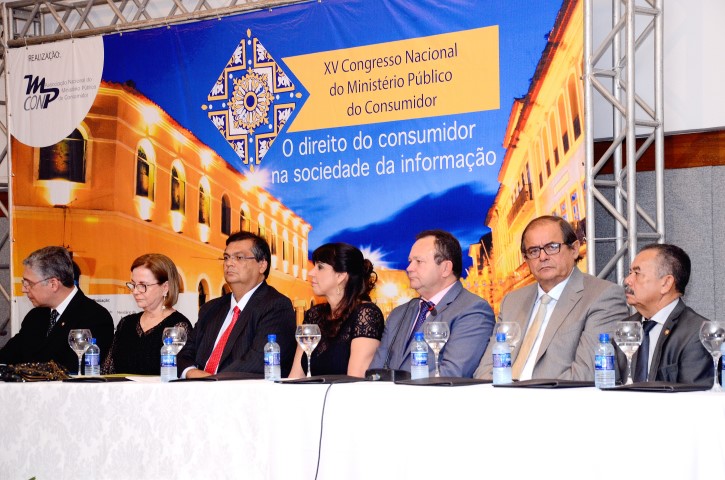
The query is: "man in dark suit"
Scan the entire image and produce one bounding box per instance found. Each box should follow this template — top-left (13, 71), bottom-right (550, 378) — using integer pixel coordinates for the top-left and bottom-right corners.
top-left (474, 215), bottom-right (629, 381)
top-left (177, 231), bottom-right (296, 378)
top-left (369, 230), bottom-right (495, 378)
top-left (0, 246), bottom-right (114, 373)
top-left (619, 243), bottom-right (712, 385)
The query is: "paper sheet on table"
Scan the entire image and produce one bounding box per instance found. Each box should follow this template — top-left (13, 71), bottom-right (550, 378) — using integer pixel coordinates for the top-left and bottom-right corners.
top-left (125, 376), bottom-right (162, 383)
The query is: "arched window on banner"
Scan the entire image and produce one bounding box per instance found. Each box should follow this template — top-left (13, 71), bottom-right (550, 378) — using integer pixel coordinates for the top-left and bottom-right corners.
top-left (548, 113), bottom-right (560, 168)
top-left (197, 279), bottom-right (208, 308)
top-left (257, 213), bottom-right (266, 240)
top-left (542, 126), bottom-right (552, 179)
top-left (198, 177), bottom-right (211, 243)
top-left (568, 74), bottom-right (582, 140)
top-left (135, 142), bottom-right (155, 201)
top-left (239, 208), bottom-right (248, 232)
top-left (221, 194), bottom-right (231, 236)
top-left (198, 182), bottom-right (210, 226)
top-left (557, 94), bottom-right (570, 154)
top-left (171, 165), bottom-right (186, 213)
top-left (170, 162), bottom-right (186, 233)
top-left (270, 228), bottom-right (278, 256)
top-left (38, 128), bottom-right (87, 183)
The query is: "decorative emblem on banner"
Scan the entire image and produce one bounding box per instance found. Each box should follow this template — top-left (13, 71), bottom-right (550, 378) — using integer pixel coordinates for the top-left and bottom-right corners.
top-left (203, 29), bottom-right (303, 169)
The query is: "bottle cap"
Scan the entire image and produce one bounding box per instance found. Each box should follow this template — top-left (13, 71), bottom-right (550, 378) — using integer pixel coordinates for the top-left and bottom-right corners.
top-left (496, 333), bottom-right (507, 342)
top-left (164, 337), bottom-right (173, 345)
top-left (414, 332), bottom-right (424, 341)
top-left (599, 333), bottom-right (610, 343)
top-left (90, 338), bottom-right (97, 344)
top-left (268, 334), bottom-right (277, 342)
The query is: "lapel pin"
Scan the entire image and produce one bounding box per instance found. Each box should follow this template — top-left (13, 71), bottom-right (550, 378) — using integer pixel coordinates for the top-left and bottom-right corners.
top-left (664, 329), bottom-right (670, 336)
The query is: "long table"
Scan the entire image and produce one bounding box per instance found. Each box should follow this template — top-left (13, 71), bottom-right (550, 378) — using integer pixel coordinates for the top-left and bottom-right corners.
top-left (2, 379), bottom-right (724, 479)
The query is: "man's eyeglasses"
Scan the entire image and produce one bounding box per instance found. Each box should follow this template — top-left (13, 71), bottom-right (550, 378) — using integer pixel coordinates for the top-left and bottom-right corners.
top-left (125, 282), bottom-right (159, 293)
top-left (221, 254), bottom-right (257, 263)
top-left (21, 277), bottom-right (53, 289)
top-left (523, 242), bottom-right (566, 259)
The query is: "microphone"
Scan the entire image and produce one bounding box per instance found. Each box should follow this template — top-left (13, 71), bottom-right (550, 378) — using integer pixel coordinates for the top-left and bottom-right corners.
top-left (383, 299), bottom-right (415, 369)
top-left (429, 304), bottom-right (438, 317)
top-left (365, 299), bottom-right (416, 382)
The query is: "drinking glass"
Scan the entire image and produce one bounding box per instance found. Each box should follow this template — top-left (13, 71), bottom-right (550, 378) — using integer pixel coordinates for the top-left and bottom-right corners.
top-left (699, 321), bottom-right (725, 392)
top-left (494, 321), bottom-right (522, 350)
top-left (614, 321), bottom-right (644, 385)
top-left (295, 324), bottom-right (321, 377)
top-left (162, 326), bottom-right (188, 354)
top-left (68, 329), bottom-right (92, 375)
top-left (423, 321), bottom-right (450, 377)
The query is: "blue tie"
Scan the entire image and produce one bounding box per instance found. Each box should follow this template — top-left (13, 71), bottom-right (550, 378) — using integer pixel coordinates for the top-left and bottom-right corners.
top-left (408, 300), bottom-right (434, 344)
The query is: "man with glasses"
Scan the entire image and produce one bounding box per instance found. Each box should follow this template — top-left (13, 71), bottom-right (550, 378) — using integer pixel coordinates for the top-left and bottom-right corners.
top-left (474, 216), bottom-right (628, 381)
top-left (0, 246), bottom-right (114, 373)
top-left (177, 231), bottom-right (296, 378)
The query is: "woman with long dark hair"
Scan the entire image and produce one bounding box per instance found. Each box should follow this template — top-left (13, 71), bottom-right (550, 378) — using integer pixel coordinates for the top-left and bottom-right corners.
top-left (289, 243), bottom-right (384, 377)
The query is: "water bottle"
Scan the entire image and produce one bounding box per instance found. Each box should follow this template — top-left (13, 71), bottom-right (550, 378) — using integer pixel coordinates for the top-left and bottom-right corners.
top-left (492, 333), bottom-right (512, 384)
top-left (594, 333), bottom-right (615, 388)
top-left (410, 332), bottom-right (429, 380)
top-left (84, 338), bottom-right (100, 376)
top-left (264, 334), bottom-right (281, 381)
top-left (160, 337), bottom-right (177, 383)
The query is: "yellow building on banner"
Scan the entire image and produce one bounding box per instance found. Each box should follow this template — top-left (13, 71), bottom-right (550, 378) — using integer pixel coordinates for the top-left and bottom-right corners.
top-left (12, 81), bottom-right (314, 323)
top-left (464, 0), bottom-right (585, 313)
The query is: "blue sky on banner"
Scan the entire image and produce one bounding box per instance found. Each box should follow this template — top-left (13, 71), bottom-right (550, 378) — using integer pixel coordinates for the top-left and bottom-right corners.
top-left (102, 0), bottom-right (564, 271)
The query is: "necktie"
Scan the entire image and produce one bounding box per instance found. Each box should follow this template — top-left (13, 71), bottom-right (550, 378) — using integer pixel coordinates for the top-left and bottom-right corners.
top-left (634, 319), bottom-right (658, 382)
top-left (204, 306), bottom-right (241, 374)
top-left (512, 294), bottom-right (552, 380)
top-left (47, 309), bottom-right (59, 337)
top-left (408, 300), bottom-right (435, 345)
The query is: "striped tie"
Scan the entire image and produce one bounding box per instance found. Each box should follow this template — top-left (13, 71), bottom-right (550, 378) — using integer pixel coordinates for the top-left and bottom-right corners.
top-left (408, 300), bottom-right (435, 345)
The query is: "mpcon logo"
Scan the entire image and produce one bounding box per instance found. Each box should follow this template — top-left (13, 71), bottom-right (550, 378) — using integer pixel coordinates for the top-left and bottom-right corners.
top-left (23, 75), bottom-right (59, 110)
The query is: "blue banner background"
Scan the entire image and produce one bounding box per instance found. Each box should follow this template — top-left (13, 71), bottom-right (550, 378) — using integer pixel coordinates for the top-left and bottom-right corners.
top-left (102, 0), bottom-right (564, 271)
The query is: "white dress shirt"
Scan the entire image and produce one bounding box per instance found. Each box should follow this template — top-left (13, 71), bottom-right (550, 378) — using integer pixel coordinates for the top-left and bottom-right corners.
top-left (519, 274), bottom-right (572, 380)
top-left (644, 298), bottom-right (679, 369)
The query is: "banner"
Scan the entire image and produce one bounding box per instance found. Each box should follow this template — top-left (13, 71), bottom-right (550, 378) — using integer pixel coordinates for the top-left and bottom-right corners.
top-left (8, 37), bottom-right (103, 147)
top-left (10, 0), bottom-right (581, 326)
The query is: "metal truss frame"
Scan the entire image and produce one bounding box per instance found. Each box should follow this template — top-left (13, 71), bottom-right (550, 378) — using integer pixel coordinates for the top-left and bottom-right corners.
top-left (584, 0), bottom-right (664, 283)
top-left (0, 0), bottom-right (665, 332)
top-left (1, 0), bottom-right (312, 46)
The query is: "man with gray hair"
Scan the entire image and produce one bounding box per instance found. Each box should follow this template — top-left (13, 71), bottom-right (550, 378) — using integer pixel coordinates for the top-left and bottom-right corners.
top-left (0, 246), bottom-right (114, 373)
top-left (619, 243), bottom-right (711, 385)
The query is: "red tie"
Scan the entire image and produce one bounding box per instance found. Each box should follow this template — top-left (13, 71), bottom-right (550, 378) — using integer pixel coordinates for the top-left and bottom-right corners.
top-left (204, 306), bottom-right (241, 374)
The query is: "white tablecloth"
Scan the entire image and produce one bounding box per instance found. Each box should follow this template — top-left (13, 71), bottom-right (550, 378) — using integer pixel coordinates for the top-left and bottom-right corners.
top-left (1, 380), bottom-right (724, 480)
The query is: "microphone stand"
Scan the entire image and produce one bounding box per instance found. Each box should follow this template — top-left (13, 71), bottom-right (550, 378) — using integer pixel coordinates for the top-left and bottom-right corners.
top-left (365, 299), bottom-right (418, 381)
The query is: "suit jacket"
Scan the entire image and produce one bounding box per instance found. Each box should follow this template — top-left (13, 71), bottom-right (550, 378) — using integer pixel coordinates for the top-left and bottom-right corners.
top-left (474, 267), bottom-right (628, 381)
top-left (177, 281), bottom-right (296, 377)
top-left (0, 289), bottom-right (114, 373)
top-left (369, 281), bottom-right (495, 378)
top-left (616, 299), bottom-right (712, 386)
